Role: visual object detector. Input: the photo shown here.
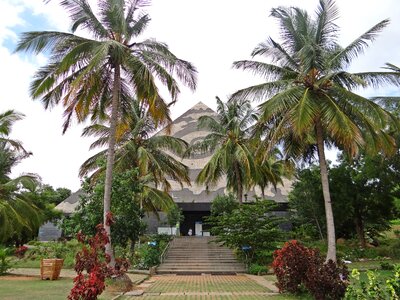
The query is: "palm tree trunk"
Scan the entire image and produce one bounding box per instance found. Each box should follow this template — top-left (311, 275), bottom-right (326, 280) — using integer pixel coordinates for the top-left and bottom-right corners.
top-left (315, 119), bottom-right (336, 262)
top-left (103, 64), bottom-right (121, 266)
top-left (234, 162), bottom-right (243, 204)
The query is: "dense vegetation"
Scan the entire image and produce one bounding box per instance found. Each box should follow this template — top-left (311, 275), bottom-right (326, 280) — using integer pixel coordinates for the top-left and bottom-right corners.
top-left (2, 0), bottom-right (400, 299)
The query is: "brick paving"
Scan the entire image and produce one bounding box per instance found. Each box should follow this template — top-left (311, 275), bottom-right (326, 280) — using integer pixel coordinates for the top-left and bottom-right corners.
top-left (122, 274), bottom-right (279, 299)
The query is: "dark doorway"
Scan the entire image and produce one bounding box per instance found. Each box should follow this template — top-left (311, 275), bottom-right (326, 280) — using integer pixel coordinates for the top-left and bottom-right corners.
top-left (180, 211), bottom-right (211, 236)
top-left (177, 203), bottom-right (211, 236)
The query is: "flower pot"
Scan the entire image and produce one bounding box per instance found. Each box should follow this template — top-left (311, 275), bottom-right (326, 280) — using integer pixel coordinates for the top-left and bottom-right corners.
top-left (40, 258), bottom-right (64, 280)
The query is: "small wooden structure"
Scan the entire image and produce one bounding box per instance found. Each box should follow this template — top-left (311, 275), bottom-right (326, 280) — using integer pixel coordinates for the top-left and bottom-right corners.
top-left (40, 258), bottom-right (64, 280)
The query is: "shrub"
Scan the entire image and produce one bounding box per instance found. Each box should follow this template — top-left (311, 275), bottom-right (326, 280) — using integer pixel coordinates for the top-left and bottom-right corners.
top-left (304, 259), bottom-right (349, 300)
top-left (22, 240), bottom-right (80, 268)
top-left (14, 246), bottom-right (28, 258)
top-left (68, 224), bottom-right (112, 300)
top-left (68, 215), bottom-right (130, 300)
top-left (132, 235), bottom-right (171, 270)
top-left (272, 240), bottom-right (318, 293)
top-left (248, 263), bottom-right (268, 275)
top-left (345, 266), bottom-right (400, 299)
top-left (380, 261), bottom-right (394, 270)
top-left (272, 240), bottom-right (348, 299)
top-left (0, 247), bottom-right (11, 275)
top-left (208, 200), bottom-right (283, 265)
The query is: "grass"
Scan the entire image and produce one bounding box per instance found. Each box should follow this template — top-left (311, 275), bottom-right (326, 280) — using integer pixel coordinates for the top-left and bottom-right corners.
top-left (0, 276), bottom-right (124, 300)
top-left (0, 277), bottom-right (74, 300)
top-left (385, 223), bottom-right (400, 239)
top-left (347, 259), bottom-right (400, 270)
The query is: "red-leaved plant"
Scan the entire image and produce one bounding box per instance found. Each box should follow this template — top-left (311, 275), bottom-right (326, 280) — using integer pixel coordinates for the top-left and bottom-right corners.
top-left (272, 240), bottom-right (318, 293)
top-left (272, 240), bottom-right (348, 299)
top-left (15, 246), bottom-right (28, 258)
top-left (68, 213), bottom-right (130, 300)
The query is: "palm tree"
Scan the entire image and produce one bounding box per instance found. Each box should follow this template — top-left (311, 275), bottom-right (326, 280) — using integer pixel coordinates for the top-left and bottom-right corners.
top-left (232, 0), bottom-right (400, 261)
top-left (0, 111), bottom-right (41, 244)
top-left (79, 100), bottom-right (190, 212)
top-left (16, 0), bottom-right (197, 261)
top-left (252, 148), bottom-right (294, 199)
top-left (0, 110), bottom-right (29, 156)
top-left (189, 97), bottom-right (257, 204)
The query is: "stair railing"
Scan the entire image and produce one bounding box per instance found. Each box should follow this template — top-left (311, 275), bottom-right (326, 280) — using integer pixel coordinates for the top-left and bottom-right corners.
top-left (159, 237), bottom-right (173, 264)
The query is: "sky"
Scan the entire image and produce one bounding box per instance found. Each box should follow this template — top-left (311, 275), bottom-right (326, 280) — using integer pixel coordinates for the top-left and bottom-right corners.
top-left (1, 0), bottom-right (399, 191)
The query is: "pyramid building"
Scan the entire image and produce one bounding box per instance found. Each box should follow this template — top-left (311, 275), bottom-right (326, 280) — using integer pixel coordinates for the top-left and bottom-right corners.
top-left (145, 101), bottom-right (293, 235)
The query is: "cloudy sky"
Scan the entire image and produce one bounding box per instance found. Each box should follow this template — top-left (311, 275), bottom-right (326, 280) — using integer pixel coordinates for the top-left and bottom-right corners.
top-left (1, 0), bottom-right (399, 191)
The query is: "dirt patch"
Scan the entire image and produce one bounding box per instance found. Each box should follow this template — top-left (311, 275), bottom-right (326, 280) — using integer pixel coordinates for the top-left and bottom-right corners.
top-left (0, 275), bottom-right (38, 281)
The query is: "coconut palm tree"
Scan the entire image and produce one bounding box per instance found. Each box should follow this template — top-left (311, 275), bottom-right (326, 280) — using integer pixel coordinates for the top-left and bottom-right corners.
top-left (16, 0), bottom-right (197, 261)
top-left (0, 110), bottom-right (29, 156)
top-left (79, 100), bottom-right (190, 212)
top-left (252, 148), bottom-right (294, 199)
top-left (232, 0), bottom-right (400, 261)
top-left (188, 97), bottom-right (257, 204)
top-left (0, 111), bottom-right (41, 243)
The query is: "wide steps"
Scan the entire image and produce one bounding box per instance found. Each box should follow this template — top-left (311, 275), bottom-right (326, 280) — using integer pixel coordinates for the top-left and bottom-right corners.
top-left (157, 236), bottom-right (246, 275)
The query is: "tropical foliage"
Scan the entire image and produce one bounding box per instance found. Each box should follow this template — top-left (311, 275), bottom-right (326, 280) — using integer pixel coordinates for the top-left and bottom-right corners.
top-left (0, 111), bottom-right (42, 244)
top-left (207, 200), bottom-right (283, 264)
top-left (232, 0), bottom-right (400, 261)
top-left (290, 155), bottom-right (400, 247)
top-left (79, 100), bottom-right (190, 213)
top-left (60, 170), bottom-right (145, 250)
top-left (16, 0), bottom-right (197, 261)
top-left (189, 97), bottom-right (257, 204)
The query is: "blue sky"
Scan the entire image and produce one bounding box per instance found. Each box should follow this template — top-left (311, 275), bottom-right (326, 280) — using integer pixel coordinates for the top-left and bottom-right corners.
top-left (1, 0), bottom-right (399, 190)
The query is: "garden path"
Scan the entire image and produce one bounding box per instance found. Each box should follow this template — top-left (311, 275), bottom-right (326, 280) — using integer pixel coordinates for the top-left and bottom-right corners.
top-left (122, 274), bottom-right (279, 299)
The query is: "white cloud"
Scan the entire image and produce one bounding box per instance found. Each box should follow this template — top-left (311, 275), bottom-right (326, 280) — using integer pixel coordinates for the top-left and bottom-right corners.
top-left (1, 0), bottom-right (399, 190)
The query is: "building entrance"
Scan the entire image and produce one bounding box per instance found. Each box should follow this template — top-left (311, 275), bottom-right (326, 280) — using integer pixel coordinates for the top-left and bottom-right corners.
top-left (180, 211), bottom-right (211, 236)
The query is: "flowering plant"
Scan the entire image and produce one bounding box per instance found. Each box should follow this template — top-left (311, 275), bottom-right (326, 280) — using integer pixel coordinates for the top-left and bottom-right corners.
top-left (15, 246), bottom-right (28, 258)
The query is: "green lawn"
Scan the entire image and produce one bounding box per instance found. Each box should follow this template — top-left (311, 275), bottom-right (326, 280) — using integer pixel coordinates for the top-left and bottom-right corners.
top-left (0, 277), bottom-right (121, 300)
top-left (347, 259), bottom-right (400, 270)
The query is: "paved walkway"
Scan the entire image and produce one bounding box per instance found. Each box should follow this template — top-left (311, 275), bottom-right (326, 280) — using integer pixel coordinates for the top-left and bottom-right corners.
top-left (123, 274), bottom-right (279, 299)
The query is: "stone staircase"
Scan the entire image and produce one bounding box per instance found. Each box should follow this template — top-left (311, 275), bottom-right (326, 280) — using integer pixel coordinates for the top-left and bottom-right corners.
top-left (157, 236), bottom-right (247, 275)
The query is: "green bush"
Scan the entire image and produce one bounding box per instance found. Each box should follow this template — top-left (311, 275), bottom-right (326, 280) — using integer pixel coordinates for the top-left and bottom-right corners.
top-left (133, 235), bottom-right (171, 270)
top-left (22, 240), bottom-right (80, 268)
top-left (0, 247), bottom-right (11, 275)
top-left (207, 200), bottom-right (283, 265)
top-left (345, 266), bottom-right (400, 299)
top-left (248, 263), bottom-right (268, 275)
top-left (390, 219), bottom-right (400, 226)
top-left (380, 261), bottom-right (394, 271)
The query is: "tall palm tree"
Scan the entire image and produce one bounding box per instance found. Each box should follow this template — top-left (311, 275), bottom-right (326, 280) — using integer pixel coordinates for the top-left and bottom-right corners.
top-left (232, 0), bottom-right (400, 261)
top-left (189, 97), bottom-right (257, 204)
top-left (16, 0), bottom-right (197, 261)
top-left (79, 100), bottom-right (190, 212)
